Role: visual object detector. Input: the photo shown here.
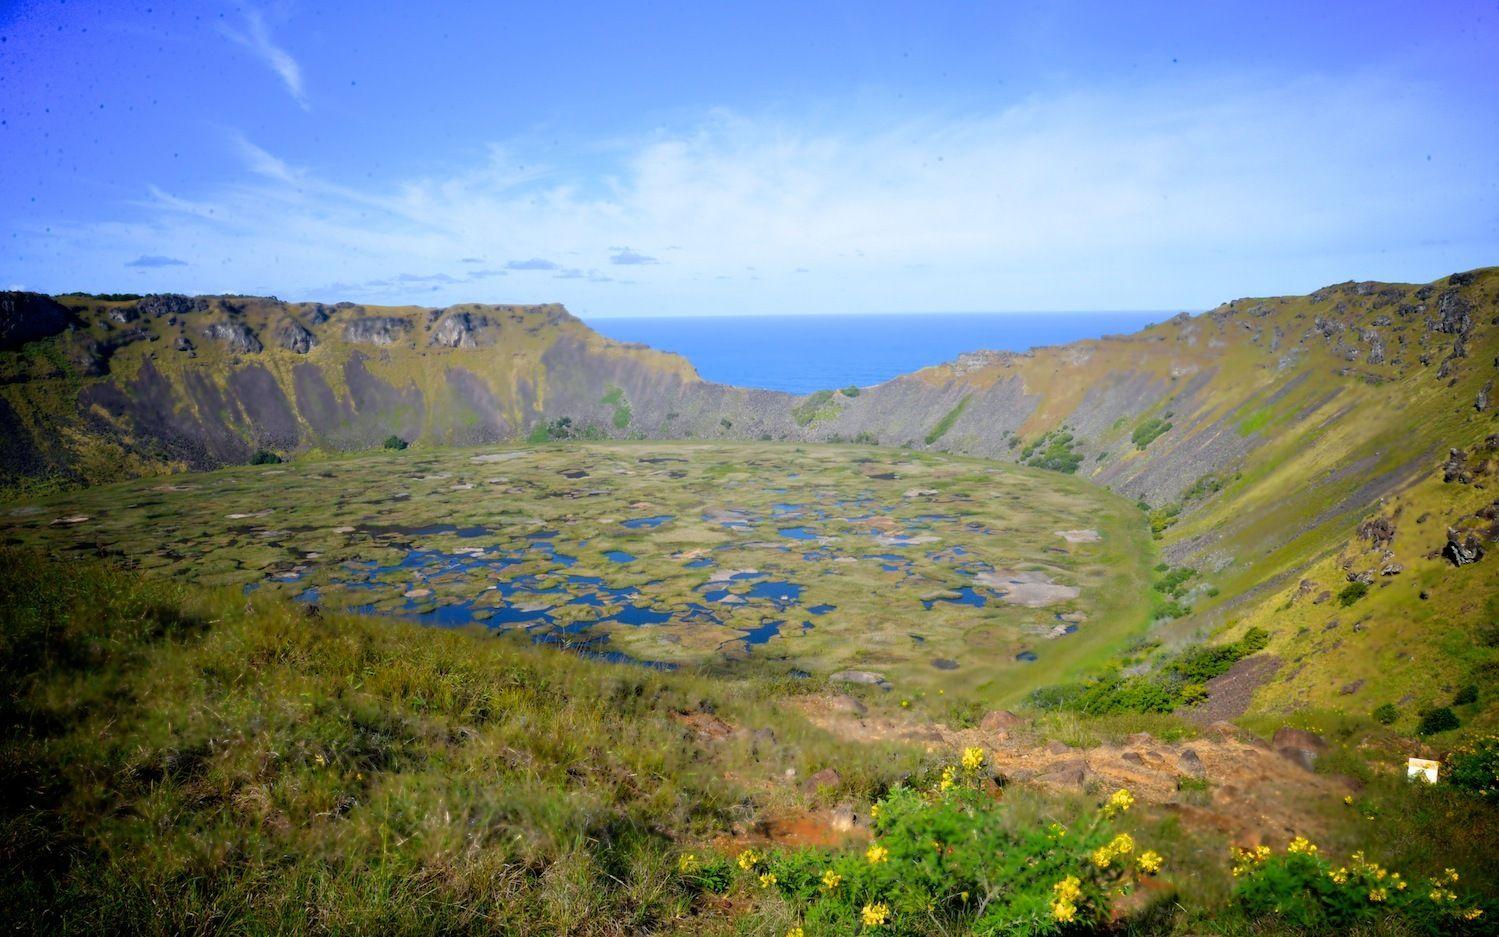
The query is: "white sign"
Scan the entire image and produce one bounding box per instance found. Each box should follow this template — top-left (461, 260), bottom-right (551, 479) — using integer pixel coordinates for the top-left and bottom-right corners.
top-left (1406, 758), bottom-right (1440, 784)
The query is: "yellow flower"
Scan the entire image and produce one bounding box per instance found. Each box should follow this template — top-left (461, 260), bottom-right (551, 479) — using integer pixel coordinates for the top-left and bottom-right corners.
top-left (1461, 908), bottom-right (1483, 921)
top-left (1104, 788), bottom-right (1135, 816)
top-left (866, 842), bottom-right (889, 865)
top-left (1047, 822), bottom-right (1067, 840)
top-left (1287, 836), bottom-right (1318, 856)
top-left (1137, 850), bottom-right (1163, 874)
top-left (1368, 887), bottom-right (1387, 903)
top-left (787, 928), bottom-right (805, 937)
top-left (1051, 876), bottom-right (1082, 922)
top-left (737, 849), bottom-right (759, 871)
top-left (870, 803), bottom-right (881, 819)
top-left (1444, 868), bottom-right (1460, 884)
top-left (938, 765), bottom-right (957, 792)
top-left (961, 746), bottom-right (985, 771)
top-left (861, 902), bottom-right (890, 927)
top-left (821, 869), bottom-right (842, 891)
top-left (1331, 868), bottom-right (1349, 885)
top-left (1343, 795), bottom-right (1354, 805)
top-left (759, 872), bottom-right (777, 889)
top-left (900, 699), bottom-right (911, 708)
top-left (677, 853), bottom-right (699, 874)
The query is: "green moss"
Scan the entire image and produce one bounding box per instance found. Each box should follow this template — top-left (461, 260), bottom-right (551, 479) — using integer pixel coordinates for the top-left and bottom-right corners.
top-left (1131, 416), bottom-right (1173, 450)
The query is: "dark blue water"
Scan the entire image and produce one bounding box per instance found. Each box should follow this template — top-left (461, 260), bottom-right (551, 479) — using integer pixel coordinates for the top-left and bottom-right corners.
top-left (585, 311), bottom-right (1171, 394)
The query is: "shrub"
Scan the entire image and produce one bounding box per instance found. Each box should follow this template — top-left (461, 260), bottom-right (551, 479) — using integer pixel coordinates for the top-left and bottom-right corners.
top-left (1131, 417), bottom-right (1173, 450)
top-left (1446, 736), bottom-right (1499, 798)
top-left (249, 449), bottom-right (283, 465)
top-left (1372, 703), bottom-right (1399, 725)
top-left (1454, 684), bottom-right (1479, 706)
top-left (1337, 582), bottom-right (1369, 606)
top-left (925, 396), bottom-right (970, 445)
top-left (1418, 707), bottom-right (1460, 736)
top-left (383, 435), bottom-right (409, 450)
top-left (723, 756), bottom-right (1164, 934)
top-left (1232, 839), bottom-right (1488, 932)
top-left (841, 385), bottom-right (860, 397)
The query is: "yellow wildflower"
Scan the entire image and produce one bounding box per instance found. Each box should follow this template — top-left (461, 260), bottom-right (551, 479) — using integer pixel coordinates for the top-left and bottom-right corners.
top-left (1330, 868), bottom-right (1350, 885)
top-left (1047, 822), bottom-right (1067, 840)
top-left (900, 699), bottom-right (911, 708)
top-left (866, 842), bottom-right (889, 865)
top-left (938, 765), bottom-right (957, 792)
top-left (787, 928), bottom-right (805, 937)
top-left (1344, 795), bottom-right (1354, 805)
top-left (870, 803), bottom-right (881, 819)
top-left (1091, 834), bottom-right (1132, 869)
top-left (759, 872), bottom-right (777, 889)
top-left (1368, 887), bottom-right (1387, 903)
top-left (677, 853), bottom-right (699, 874)
top-left (1137, 850), bottom-right (1163, 874)
top-left (1461, 908), bottom-right (1483, 921)
top-left (1052, 876), bottom-right (1082, 923)
top-left (1444, 868), bottom-right (1461, 884)
top-left (961, 746), bottom-right (985, 771)
top-left (861, 902), bottom-right (890, 927)
top-left (821, 869), bottom-right (842, 891)
top-left (737, 849), bottom-right (759, 871)
top-left (1104, 788), bottom-right (1135, 817)
top-left (1287, 836), bottom-right (1318, 856)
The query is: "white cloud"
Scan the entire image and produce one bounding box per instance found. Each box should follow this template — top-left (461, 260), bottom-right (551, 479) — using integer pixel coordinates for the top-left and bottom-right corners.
top-left (220, 7), bottom-right (308, 110)
top-left (32, 70), bottom-right (1499, 314)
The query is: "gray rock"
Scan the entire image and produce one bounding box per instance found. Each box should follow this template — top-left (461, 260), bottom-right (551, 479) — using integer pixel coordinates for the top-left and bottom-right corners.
top-left (1177, 748), bottom-right (1206, 778)
top-left (202, 321), bottom-right (263, 354)
top-left (344, 316), bottom-right (413, 346)
top-left (274, 319), bottom-right (317, 354)
top-left (430, 310), bottom-right (491, 348)
top-left (829, 670), bottom-right (887, 686)
top-left (0, 292), bottom-right (74, 350)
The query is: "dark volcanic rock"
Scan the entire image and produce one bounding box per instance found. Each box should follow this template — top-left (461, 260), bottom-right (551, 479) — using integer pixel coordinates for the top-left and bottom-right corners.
top-left (136, 293), bottom-right (202, 318)
top-left (273, 318), bottom-right (317, 354)
top-left (1445, 528), bottom-right (1486, 566)
top-left (344, 316), bottom-right (412, 346)
top-left (202, 321), bottom-right (263, 354)
top-left (0, 292), bottom-right (74, 350)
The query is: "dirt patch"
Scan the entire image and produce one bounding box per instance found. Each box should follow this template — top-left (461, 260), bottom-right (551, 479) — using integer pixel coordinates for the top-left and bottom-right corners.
top-left (788, 694), bottom-right (1354, 846)
top-left (1184, 654), bottom-right (1282, 725)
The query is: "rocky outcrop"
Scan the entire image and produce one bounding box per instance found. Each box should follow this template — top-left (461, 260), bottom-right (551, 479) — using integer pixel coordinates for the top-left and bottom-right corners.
top-left (0, 292), bottom-right (74, 350)
top-left (202, 321), bottom-right (263, 354)
top-left (273, 319), bottom-right (317, 354)
top-left (343, 316), bottom-right (412, 346)
top-left (429, 310), bottom-right (490, 348)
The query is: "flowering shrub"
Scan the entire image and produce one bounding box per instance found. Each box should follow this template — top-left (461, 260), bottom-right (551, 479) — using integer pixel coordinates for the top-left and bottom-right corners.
top-left (714, 749), bottom-right (1162, 935)
top-left (1446, 735), bottom-right (1499, 798)
top-left (1232, 838), bottom-right (1490, 933)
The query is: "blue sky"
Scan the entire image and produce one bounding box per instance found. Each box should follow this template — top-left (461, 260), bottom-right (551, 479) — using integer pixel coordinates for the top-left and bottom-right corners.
top-left (2, 1), bottom-right (1496, 317)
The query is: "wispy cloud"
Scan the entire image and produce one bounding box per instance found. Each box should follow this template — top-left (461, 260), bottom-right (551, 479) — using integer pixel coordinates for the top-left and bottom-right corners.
top-left (220, 7), bottom-right (308, 110)
top-left (37, 69), bottom-right (1499, 314)
top-left (125, 254), bottom-right (187, 268)
top-left (609, 248), bottom-right (658, 266)
top-left (505, 257), bottom-right (559, 271)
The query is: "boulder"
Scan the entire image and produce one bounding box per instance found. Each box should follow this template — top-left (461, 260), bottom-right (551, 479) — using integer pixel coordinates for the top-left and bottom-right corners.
top-left (825, 695), bottom-right (868, 716)
top-left (1177, 749), bottom-right (1206, 778)
top-left (1034, 759), bottom-right (1089, 790)
top-left (979, 710), bottom-right (1026, 731)
top-left (1272, 727), bottom-right (1328, 771)
top-left (830, 670), bottom-right (887, 686)
top-left (802, 767), bottom-right (842, 794)
top-left (430, 310), bottom-right (491, 348)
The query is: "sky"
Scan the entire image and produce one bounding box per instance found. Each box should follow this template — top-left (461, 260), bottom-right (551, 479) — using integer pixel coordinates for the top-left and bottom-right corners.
top-left (1, 1), bottom-right (1497, 318)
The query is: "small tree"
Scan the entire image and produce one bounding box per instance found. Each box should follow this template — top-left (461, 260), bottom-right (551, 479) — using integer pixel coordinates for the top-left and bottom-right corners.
top-left (1417, 706), bottom-right (1459, 736)
top-left (250, 449), bottom-right (283, 465)
top-left (383, 435), bottom-right (408, 450)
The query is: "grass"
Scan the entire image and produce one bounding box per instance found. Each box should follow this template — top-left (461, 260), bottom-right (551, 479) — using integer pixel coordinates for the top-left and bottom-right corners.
top-left (0, 548), bottom-right (925, 935)
top-left (923, 395), bottom-right (969, 445)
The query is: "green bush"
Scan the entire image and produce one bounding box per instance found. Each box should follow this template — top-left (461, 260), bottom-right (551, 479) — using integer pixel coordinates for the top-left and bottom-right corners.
top-left (726, 756), bottom-right (1162, 934)
top-left (383, 434), bottom-right (409, 450)
top-left (1418, 706), bottom-right (1460, 736)
top-left (249, 449), bottom-right (283, 465)
top-left (925, 396), bottom-right (970, 445)
top-left (1446, 736), bottom-right (1499, 798)
top-left (1232, 840), bottom-right (1488, 933)
top-left (1131, 417), bottom-right (1173, 450)
top-left (1454, 684), bottom-right (1479, 706)
top-left (841, 385), bottom-right (860, 397)
top-left (1337, 582), bottom-right (1369, 606)
top-left (1020, 429), bottom-right (1082, 474)
top-left (1372, 703), bottom-right (1399, 725)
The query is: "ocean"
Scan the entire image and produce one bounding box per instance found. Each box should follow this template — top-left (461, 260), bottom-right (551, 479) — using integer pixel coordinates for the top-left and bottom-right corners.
top-left (583, 312), bottom-right (1174, 394)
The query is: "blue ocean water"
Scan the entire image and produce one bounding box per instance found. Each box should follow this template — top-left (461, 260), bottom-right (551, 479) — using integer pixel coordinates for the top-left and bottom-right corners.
top-left (584, 312), bottom-right (1173, 394)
